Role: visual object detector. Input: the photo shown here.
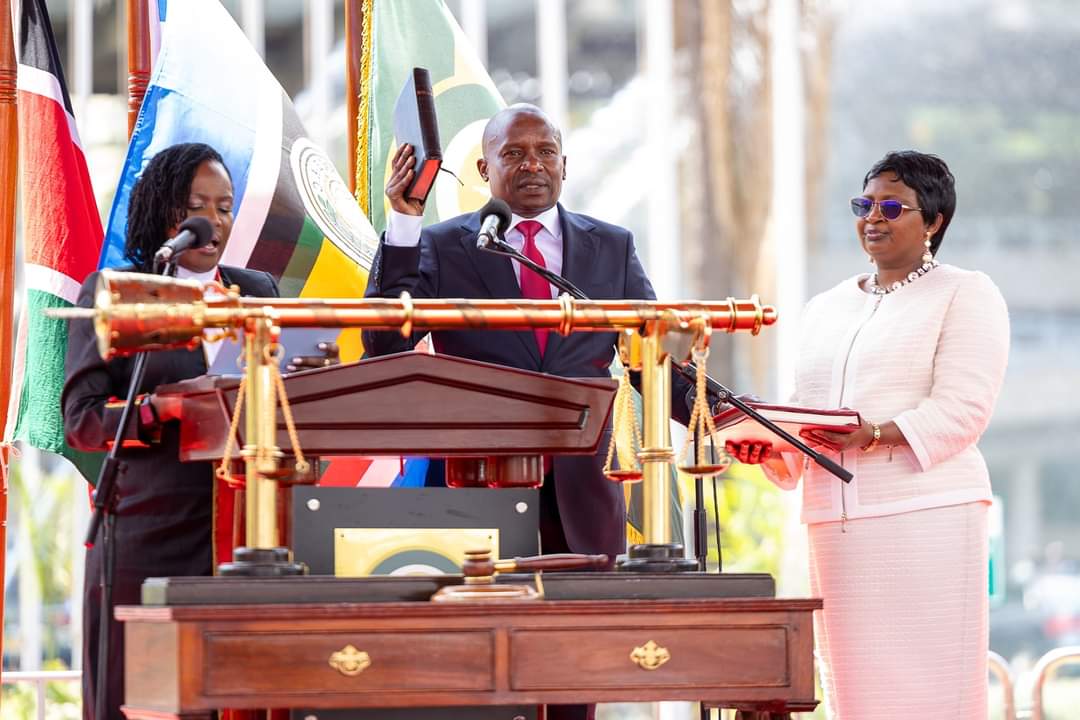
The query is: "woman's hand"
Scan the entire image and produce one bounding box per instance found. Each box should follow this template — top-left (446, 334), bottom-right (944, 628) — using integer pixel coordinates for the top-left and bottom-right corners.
top-left (725, 440), bottom-right (773, 464)
top-left (800, 417), bottom-right (875, 453)
top-left (385, 143), bottom-right (426, 216)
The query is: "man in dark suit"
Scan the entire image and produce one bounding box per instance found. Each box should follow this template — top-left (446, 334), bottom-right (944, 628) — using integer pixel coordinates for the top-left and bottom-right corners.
top-left (364, 104), bottom-right (693, 566)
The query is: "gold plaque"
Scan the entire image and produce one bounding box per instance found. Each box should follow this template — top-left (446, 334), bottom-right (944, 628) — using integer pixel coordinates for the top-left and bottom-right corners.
top-left (334, 527), bottom-right (500, 576)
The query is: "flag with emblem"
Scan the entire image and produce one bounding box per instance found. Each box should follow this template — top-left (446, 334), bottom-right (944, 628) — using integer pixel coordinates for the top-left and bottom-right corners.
top-left (354, 0), bottom-right (506, 231)
top-left (99, 0), bottom-right (426, 532)
top-left (354, 0), bottom-right (681, 541)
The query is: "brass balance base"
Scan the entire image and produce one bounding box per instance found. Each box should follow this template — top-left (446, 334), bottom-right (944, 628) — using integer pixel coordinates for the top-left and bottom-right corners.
top-left (218, 547), bottom-right (307, 577)
top-left (618, 543), bottom-right (699, 573)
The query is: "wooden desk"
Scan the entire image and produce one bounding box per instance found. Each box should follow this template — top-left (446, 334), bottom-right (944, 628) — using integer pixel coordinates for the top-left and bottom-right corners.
top-left (118, 595), bottom-right (820, 719)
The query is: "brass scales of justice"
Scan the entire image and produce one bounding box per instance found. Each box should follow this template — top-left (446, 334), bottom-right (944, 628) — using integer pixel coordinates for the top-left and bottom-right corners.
top-left (53, 272), bottom-right (822, 719)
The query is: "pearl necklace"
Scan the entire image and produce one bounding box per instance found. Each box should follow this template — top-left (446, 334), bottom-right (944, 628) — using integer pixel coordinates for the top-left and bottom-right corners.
top-left (868, 259), bottom-right (939, 295)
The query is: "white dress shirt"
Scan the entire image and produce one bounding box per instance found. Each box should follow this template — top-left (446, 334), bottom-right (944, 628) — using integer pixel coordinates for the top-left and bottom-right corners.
top-left (386, 206), bottom-right (564, 298)
top-left (176, 264), bottom-right (225, 366)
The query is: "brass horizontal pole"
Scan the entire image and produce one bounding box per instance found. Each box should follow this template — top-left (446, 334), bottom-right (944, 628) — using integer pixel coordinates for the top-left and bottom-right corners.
top-left (81, 271), bottom-right (777, 358)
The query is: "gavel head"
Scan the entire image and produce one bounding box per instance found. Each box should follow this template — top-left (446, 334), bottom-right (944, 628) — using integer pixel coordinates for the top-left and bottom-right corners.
top-left (461, 548), bottom-right (496, 584)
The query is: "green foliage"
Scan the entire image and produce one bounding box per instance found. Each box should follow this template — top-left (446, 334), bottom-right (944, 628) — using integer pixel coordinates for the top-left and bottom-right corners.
top-left (0, 669), bottom-right (81, 720)
top-left (3, 451), bottom-right (79, 671)
top-left (679, 462), bottom-right (788, 576)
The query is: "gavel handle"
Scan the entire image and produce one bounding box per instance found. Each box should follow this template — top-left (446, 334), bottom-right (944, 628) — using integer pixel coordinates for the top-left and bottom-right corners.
top-left (502, 553), bottom-right (609, 572)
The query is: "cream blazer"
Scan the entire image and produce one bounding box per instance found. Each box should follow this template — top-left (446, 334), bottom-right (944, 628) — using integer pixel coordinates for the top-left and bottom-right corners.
top-left (765, 263), bottom-right (1010, 524)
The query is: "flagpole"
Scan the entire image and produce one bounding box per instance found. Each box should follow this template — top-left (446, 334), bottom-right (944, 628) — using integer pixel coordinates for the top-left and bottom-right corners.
top-left (127, 0), bottom-right (151, 136)
top-left (0, 0), bottom-right (18, 675)
top-left (345, 0), bottom-right (366, 196)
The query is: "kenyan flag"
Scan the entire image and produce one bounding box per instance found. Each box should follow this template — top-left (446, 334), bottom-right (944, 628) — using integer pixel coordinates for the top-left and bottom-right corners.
top-left (5, 0), bottom-right (104, 480)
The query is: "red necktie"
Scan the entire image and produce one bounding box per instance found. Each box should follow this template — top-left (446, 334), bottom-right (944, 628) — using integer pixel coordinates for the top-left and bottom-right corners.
top-left (516, 220), bottom-right (551, 356)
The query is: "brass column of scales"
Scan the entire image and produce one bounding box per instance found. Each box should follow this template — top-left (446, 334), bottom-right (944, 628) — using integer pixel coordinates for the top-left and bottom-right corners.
top-left (73, 270), bottom-right (776, 577)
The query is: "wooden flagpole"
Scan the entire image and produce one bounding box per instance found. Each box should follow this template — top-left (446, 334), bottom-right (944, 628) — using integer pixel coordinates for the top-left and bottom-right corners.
top-left (0, 0), bottom-right (18, 673)
top-left (345, 0), bottom-right (365, 195)
top-left (126, 0), bottom-right (150, 137)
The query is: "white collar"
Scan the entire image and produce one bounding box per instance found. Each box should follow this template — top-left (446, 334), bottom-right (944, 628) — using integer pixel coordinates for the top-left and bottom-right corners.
top-left (175, 265), bottom-right (219, 284)
top-left (510, 205), bottom-right (561, 239)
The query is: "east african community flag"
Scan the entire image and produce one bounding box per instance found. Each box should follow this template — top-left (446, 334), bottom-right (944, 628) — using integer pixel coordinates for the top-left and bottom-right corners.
top-left (98, 0), bottom-right (426, 493)
top-left (99, 0), bottom-right (379, 364)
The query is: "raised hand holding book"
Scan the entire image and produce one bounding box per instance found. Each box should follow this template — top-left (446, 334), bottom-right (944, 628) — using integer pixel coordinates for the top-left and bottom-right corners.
top-left (393, 67), bottom-right (442, 203)
top-left (711, 402), bottom-right (861, 455)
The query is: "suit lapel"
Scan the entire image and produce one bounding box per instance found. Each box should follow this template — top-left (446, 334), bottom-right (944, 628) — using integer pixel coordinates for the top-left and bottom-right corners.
top-left (542, 206), bottom-right (598, 363)
top-left (457, 213), bottom-right (541, 366)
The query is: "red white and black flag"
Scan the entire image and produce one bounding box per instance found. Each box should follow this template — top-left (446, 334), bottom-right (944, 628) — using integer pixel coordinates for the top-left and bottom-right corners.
top-left (5, 0), bottom-right (103, 478)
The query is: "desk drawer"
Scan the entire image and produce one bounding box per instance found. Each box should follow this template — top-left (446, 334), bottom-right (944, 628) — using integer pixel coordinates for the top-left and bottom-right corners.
top-left (509, 626), bottom-right (790, 691)
top-left (203, 630), bottom-right (494, 696)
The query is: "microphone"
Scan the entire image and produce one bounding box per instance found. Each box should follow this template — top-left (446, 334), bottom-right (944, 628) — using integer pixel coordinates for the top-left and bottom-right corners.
top-left (153, 216), bottom-right (214, 266)
top-left (475, 198), bottom-right (513, 250)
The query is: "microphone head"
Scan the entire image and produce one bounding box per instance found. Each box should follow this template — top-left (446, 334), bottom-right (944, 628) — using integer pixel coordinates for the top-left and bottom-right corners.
top-left (177, 216), bottom-right (214, 249)
top-left (479, 198), bottom-right (513, 234)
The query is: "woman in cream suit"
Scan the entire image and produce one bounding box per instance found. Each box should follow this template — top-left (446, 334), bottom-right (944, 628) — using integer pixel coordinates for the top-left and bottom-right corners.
top-left (731, 151), bottom-right (1009, 719)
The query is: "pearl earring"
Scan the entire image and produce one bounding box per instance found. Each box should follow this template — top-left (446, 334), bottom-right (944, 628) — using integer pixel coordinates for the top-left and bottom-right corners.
top-left (922, 234), bottom-right (933, 264)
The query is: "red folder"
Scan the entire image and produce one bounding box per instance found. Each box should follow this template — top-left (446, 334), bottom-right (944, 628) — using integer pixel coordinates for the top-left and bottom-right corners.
top-left (710, 402), bottom-right (861, 454)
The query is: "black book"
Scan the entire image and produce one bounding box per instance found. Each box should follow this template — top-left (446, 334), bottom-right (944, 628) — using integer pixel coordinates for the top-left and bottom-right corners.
top-left (393, 67), bottom-right (442, 203)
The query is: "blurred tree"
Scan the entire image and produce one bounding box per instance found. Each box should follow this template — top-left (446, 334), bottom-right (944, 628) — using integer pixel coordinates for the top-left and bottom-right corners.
top-left (674, 0), bottom-right (836, 387)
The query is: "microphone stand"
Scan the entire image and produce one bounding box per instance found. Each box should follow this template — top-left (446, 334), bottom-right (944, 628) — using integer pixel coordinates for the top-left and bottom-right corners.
top-left (86, 259), bottom-right (176, 720)
top-left (480, 237), bottom-right (853, 574)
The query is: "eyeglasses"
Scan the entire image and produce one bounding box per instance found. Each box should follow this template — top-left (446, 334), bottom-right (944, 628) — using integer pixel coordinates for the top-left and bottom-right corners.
top-left (850, 197), bottom-right (921, 221)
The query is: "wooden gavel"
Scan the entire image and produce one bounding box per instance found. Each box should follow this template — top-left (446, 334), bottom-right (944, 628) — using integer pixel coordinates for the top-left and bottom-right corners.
top-left (462, 548), bottom-right (610, 585)
top-left (430, 549), bottom-right (609, 602)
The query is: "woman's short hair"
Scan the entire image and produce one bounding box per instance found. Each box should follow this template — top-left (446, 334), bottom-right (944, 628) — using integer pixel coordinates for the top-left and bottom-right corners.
top-left (863, 150), bottom-right (955, 255)
top-left (124, 143), bottom-right (230, 271)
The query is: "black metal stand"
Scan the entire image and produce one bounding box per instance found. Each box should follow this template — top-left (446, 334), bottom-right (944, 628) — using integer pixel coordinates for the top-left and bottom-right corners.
top-left (219, 547), bottom-right (305, 576)
top-left (694, 475), bottom-right (707, 571)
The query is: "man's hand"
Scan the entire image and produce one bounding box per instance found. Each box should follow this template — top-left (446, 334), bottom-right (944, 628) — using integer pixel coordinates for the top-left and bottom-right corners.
top-left (385, 143), bottom-right (425, 216)
top-left (285, 342), bottom-right (340, 373)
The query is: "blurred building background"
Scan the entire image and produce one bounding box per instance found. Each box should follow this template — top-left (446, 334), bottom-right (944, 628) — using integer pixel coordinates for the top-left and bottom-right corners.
top-left (4, 0), bottom-right (1079, 716)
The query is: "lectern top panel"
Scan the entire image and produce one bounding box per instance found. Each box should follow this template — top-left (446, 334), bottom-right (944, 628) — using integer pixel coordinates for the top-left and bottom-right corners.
top-left (158, 352), bottom-right (617, 460)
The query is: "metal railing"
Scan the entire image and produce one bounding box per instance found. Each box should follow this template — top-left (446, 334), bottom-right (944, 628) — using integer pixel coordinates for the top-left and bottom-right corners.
top-left (1030, 646), bottom-right (1080, 720)
top-left (989, 650), bottom-right (1017, 720)
top-left (1, 670), bottom-right (81, 720)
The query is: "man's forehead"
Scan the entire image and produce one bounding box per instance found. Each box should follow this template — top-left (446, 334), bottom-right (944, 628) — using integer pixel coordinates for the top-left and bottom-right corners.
top-left (484, 112), bottom-right (560, 148)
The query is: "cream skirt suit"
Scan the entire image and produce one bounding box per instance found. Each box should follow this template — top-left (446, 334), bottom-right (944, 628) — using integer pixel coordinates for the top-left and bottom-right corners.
top-left (765, 264), bottom-right (1009, 719)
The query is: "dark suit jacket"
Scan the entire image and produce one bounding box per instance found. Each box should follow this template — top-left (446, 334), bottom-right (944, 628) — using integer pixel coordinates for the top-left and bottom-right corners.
top-left (363, 205), bottom-right (690, 559)
top-left (63, 264), bottom-right (279, 573)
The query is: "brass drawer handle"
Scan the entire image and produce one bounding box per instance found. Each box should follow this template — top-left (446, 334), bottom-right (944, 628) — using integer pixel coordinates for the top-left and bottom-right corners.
top-left (328, 644), bottom-right (371, 676)
top-left (630, 640), bottom-right (670, 670)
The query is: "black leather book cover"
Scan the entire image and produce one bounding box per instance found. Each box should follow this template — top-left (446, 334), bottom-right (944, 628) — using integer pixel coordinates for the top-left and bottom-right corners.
top-left (393, 67), bottom-right (443, 202)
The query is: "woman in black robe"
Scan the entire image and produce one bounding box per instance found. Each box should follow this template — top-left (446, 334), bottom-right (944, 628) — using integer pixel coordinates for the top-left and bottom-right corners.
top-left (63, 143), bottom-right (278, 720)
